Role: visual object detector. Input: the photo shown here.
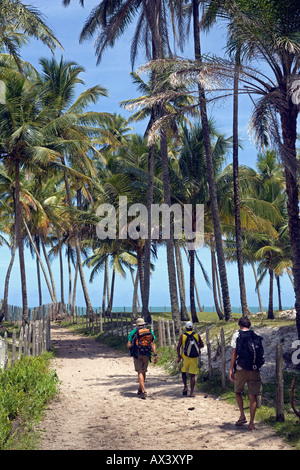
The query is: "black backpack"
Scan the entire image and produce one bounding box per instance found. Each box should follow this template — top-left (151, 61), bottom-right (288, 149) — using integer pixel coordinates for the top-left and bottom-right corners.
top-left (236, 329), bottom-right (265, 371)
top-left (183, 332), bottom-right (202, 358)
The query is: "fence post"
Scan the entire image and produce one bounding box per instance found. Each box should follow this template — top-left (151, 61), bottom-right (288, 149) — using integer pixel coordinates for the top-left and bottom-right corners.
top-left (166, 320), bottom-right (172, 348)
top-left (24, 324), bottom-right (28, 357)
top-left (220, 328), bottom-right (226, 389)
top-left (276, 342), bottom-right (285, 422)
top-left (11, 329), bottom-right (16, 368)
top-left (158, 318), bottom-right (163, 348)
top-left (18, 327), bottom-right (23, 360)
top-left (162, 318), bottom-right (166, 347)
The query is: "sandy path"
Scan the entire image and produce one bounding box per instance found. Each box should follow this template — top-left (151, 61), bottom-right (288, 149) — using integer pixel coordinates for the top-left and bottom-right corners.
top-left (37, 324), bottom-right (291, 451)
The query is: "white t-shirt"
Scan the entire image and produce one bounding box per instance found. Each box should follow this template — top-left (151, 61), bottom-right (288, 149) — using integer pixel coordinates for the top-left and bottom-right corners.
top-left (231, 329), bottom-right (250, 370)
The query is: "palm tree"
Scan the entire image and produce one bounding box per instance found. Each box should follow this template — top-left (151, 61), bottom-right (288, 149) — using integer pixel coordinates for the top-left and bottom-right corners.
top-left (0, 68), bottom-right (64, 323)
top-left (176, 120), bottom-right (232, 321)
top-left (219, 0), bottom-right (300, 336)
top-left (0, 0), bottom-right (62, 64)
top-left (62, 0), bottom-right (189, 329)
top-left (37, 56), bottom-right (112, 320)
top-left (168, 0), bottom-right (233, 320)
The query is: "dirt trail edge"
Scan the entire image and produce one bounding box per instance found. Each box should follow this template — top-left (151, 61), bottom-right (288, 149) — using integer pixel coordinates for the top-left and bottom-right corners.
top-left (37, 325), bottom-right (291, 451)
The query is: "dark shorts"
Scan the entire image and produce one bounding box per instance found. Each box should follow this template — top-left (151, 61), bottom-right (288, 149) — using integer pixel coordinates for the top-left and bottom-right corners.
top-left (234, 369), bottom-right (262, 396)
top-left (134, 354), bottom-right (150, 373)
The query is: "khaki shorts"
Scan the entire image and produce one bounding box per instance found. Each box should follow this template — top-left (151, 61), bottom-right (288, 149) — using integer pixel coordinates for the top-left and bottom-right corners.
top-left (234, 369), bottom-right (262, 396)
top-left (134, 355), bottom-right (150, 373)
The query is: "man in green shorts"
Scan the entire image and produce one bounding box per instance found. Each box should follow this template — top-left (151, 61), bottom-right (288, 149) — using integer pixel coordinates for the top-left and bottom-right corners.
top-left (127, 318), bottom-right (157, 399)
top-left (229, 316), bottom-right (263, 431)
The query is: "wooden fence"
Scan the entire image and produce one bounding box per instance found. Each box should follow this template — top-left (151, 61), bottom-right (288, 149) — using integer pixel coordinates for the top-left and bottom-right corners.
top-left (0, 304), bottom-right (51, 370)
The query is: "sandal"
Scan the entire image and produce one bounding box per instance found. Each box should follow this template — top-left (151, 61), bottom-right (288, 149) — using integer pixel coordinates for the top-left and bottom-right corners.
top-left (235, 418), bottom-right (247, 427)
top-left (140, 392), bottom-right (147, 399)
top-left (182, 388), bottom-right (188, 396)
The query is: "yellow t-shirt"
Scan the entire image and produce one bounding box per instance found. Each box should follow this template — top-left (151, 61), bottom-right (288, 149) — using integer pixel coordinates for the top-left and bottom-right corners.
top-left (182, 331), bottom-right (200, 358)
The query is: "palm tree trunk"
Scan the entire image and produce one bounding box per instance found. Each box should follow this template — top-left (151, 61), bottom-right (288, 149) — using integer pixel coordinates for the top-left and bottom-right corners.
top-left (68, 245), bottom-right (72, 308)
top-left (268, 268), bottom-right (274, 319)
top-left (40, 234), bottom-right (58, 314)
top-left (35, 236), bottom-right (42, 307)
top-left (23, 218), bottom-right (54, 303)
top-left (102, 255), bottom-right (107, 315)
top-left (57, 229), bottom-right (65, 307)
top-left (137, 245), bottom-right (145, 305)
top-left (280, 109), bottom-right (300, 338)
top-left (62, 157), bottom-right (94, 319)
top-left (215, 252), bottom-right (224, 313)
top-left (142, 136), bottom-right (155, 323)
top-left (233, 58), bottom-right (250, 316)
top-left (72, 261), bottom-right (78, 315)
top-left (106, 267), bottom-right (116, 315)
top-left (276, 275), bottom-right (282, 311)
top-left (159, 118), bottom-right (181, 329)
top-left (192, 0), bottom-right (231, 320)
top-left (189, 249), bottom-right (199, 323)
top-left (141, 0), bottom-right (159, 324)
top-left (131, 268), bottom-right (139, 318)
top-left (210, 238), bottom-right (224, 320)
top-left (1, 229), bottom-right (17, 322)
top-left (15, 158), bottom-right (28, 324)
top-left (174, 243), bottom-right (189, 320)
top-left (251, 261), bottom-right (263, 313)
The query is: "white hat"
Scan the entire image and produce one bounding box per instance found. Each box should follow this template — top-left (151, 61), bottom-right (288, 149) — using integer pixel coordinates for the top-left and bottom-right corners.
top-left (185, 321), bottom-right (193, 329)
top-left (136, 317), bottom-right (146, 327)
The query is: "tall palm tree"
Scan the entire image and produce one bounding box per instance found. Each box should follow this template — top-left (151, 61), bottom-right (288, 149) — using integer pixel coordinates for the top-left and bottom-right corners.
top-left (175, 0), bottom-right (233, 320)
top-left (62, 0), bottom-right (188, 329)
top-left (37, 57), bottom-right (112, 320)
top-left (176, 120), bottom-right (232, 321)
top-left (0, 69), bottom-right (62, 323)
top-left (218, 0), bottom-right (300, 336)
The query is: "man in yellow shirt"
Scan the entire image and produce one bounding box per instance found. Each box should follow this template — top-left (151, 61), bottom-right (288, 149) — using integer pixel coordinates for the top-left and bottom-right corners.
top-left (177, 321), bottom-right (203, 397)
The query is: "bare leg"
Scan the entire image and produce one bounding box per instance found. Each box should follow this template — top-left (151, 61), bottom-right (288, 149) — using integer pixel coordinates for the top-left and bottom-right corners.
top-left (138, 371), bottom-right (146, 393)
top-left (190, 374), bottom-right (196, 397)
top-left (248, 394), bottom-right (257, 430)
top-left (182, 372), bottom-right (188, 394)
top-left (235, 392), bottom-right (247, 421)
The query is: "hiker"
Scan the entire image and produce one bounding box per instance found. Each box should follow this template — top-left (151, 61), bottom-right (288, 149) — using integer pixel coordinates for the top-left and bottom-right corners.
top-left (229, 316), bottom-right (264, 431)
top-left (177, 321), bottom-right (204, 397)
top-left (127, 317), bottom-right (157, 399)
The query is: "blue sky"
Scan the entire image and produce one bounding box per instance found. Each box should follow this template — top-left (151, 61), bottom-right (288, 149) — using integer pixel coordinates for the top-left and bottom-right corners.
top-left (0, 0), bottom-right (295, 310)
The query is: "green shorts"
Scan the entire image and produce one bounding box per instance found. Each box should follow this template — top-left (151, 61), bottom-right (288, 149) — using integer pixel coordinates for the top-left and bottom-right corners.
top-left (234, 369), bottom-right (262, 396)
top-left (134, 354), bottom-right (150, 373)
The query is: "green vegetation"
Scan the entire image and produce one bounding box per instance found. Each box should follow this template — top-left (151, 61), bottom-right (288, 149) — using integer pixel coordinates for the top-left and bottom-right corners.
top-left (0, 352), bottom-right (60, 450)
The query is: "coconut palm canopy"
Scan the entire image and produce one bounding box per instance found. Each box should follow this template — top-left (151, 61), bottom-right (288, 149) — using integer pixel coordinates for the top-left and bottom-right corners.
top-left (0, 1), bottom-right (298, 338)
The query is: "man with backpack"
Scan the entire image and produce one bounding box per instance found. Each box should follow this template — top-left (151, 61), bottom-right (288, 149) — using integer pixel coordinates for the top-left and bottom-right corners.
top-left (229, 316), bottom-right (264, 430)
top-left (177, 321), bottom-right (204, 397)
top-left (127, 318), bottom-right (157, 399)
